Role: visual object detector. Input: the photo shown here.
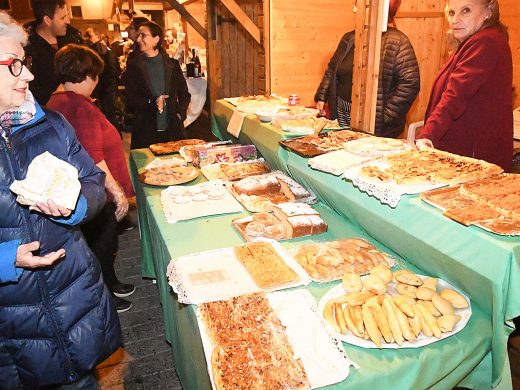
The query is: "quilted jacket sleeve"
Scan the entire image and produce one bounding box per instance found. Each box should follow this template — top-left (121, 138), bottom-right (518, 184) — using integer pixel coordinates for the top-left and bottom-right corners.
top-left (314, 32), bottom-right (354, 103)
top-left (382, 33), bottom-right (420, 128)
top-left (0, 239), bottom-right (22, 283)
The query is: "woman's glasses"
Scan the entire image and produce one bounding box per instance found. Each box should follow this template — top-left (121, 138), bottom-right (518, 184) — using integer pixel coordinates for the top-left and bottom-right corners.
top-left (0, 58), bottom-right (28, 77)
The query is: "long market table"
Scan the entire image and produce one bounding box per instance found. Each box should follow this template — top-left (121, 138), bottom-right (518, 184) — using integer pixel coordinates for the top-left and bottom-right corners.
top-left (132, 144), bottom-right (496, 389)
top-left (208, 99), bottom-right (520, 388)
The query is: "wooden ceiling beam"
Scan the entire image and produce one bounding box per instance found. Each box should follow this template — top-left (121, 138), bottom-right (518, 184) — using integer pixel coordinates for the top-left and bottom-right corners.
top-left (166, 0), bottom-right (208, 40)
top-left (218, 0), bottom-right (261, 45)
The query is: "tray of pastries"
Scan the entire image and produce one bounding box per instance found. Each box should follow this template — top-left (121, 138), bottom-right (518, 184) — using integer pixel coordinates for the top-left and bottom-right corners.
top-left (139, 165), bottom-right (198, 186)
top-left (149, 139), bottom-right (206, 155)
top-left (229, 171), bottom-right (316, 212)
top-left (420, 173), bottom-right (520, 235)
top-left (280, 129), bottom-right (370, 157)
top-left (351, 148), bottom-right (503, 187)
top-left (290, 238), bottom-right (395, 282)
top-left (201, 159), bottom-right (271, 181)
top-left (232, 203), bottom-right (327, 241)
top-left (197, 290), bottom-right (353, 390)
top-left (167, 240), bottom-right (311, 304)
top-left (319, 267), bottom-right (471, 349)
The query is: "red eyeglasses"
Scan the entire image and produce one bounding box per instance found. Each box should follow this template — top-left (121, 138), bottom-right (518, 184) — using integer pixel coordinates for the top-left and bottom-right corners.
top-left (0, 58), bottom-right (27, 77)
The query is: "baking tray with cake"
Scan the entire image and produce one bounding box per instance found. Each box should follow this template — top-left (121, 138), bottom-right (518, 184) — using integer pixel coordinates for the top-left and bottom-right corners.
top-left (232, 203), bottom-right (328, 242)
top-left (227, 171), bottom-right (317, 212)
top-left (279, 128), bottom-right (371, 157)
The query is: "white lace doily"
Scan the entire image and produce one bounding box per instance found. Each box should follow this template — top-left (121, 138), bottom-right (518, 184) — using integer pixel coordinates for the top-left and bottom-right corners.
top-left (166, 239), bottom-right (311, 304)
top-left (343, 161), bottom-right (445, 208)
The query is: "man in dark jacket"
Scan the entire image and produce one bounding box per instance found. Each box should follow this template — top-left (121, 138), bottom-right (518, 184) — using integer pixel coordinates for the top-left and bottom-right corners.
top-left (24, 0), bottom-right (84, 105)
top-left (314, 0), bottom-right (420, 138)
top-left (85, 27), bottom-right (122, 133)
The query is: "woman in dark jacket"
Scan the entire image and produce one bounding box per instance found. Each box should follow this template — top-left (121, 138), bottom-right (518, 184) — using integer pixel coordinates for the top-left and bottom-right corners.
top-left (314, 0), bottom-right (420, 138)
top-left (123, 21), bottom-right (191, 149)
top-left (0, 12), bottom-right (120, 389)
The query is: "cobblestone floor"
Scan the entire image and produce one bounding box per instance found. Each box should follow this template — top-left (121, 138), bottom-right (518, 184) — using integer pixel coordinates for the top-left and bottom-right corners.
top-left (95, 229), bottom-right (183, 389)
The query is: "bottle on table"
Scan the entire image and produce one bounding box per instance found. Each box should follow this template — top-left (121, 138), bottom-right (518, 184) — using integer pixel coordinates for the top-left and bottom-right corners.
top-left (192, 48), bottom-right (202, 78)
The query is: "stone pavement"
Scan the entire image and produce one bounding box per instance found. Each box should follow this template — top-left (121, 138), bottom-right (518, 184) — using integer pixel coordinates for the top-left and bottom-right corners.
top-left (95, 228), bottom-right (183, 390)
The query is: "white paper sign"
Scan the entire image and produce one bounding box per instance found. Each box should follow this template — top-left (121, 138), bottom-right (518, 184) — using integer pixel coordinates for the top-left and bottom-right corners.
top-left (226, 109), bottom-right (245, 138)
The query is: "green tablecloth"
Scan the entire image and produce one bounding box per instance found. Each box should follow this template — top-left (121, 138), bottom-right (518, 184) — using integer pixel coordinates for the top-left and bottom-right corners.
top-left (208, 99), bottom-right (520, 388)
top-left (131, 147), bottom-right (497, 389)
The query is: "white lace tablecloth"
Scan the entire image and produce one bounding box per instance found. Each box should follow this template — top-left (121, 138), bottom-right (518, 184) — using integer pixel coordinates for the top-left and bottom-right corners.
top-left (184, 77), bottom-right (207, 127)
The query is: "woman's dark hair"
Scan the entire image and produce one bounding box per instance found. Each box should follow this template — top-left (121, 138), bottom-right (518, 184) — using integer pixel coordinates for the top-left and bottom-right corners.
top-left (140, 21), bottom-right (164, 52)
top-left (54, 44), bottom-right (104, 84)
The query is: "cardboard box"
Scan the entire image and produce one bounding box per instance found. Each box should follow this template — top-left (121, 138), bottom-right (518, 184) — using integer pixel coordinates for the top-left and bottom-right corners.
top-left (194, 144), bottom-right (258, 167)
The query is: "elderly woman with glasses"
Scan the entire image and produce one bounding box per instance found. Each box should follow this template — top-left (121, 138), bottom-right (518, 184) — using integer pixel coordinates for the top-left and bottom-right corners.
top-left (122, 21), bottom-right (191, 149)
top-left (417, 0), bottom-right (513, 171)
top-left (0, 12), bottom-right (121, 390)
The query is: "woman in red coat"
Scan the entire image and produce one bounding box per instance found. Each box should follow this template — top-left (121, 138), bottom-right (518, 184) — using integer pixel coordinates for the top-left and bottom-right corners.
top-left (417, 0), bottom-right (513, 171)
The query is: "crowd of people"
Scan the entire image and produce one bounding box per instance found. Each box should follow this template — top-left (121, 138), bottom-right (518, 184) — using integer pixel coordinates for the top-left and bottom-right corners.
top-left (0, 0), bottom-right (514, 388)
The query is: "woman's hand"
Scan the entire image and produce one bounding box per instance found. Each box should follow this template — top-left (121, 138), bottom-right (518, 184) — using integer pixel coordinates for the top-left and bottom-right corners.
top-left (415, 138), bottom-right (434, 150)
top-left (113, 191), bottom-right (129, 222)
top-left (30, 199), bottom-right (72, 218)
top-left (16, 241), bottom-right (65, 268)
top-left (316, 101), bottom-right (326, 117)
top-left (156, 95), bottom-right (169, 114)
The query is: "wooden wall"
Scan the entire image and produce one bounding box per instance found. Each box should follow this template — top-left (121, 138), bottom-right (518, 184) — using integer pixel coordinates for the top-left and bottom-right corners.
top-left (211, 0), bottom-right (266, 99)
top-left (501, 1), bottom-right (520, 108)
top-left (393, 0), bottom-right (447, 124)
top-left (185, 1), bottom-right (208, 55)
top-left (269, 0), bottom-right (354, 106)
top-left (269, 0), bottom-right (520, 128)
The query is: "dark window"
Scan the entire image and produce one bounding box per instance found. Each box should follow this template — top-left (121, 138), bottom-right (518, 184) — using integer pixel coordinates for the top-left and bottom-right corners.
top-left (71, 5), bottom-right (83, 18)
top-left (0, 0), bottom-right (10, 10)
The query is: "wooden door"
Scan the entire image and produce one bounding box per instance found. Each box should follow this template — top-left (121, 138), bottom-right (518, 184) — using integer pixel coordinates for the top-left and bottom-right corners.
top-left (209, 0), bottom-right (266, 100)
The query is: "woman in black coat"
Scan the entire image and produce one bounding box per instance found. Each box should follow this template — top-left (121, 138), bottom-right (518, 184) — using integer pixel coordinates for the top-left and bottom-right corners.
top-left (123, 21), bottom-right (191, 149)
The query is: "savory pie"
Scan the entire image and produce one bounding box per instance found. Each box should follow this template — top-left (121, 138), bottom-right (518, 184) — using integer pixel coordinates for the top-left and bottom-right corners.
top-left (140, 165), bottom-right (198, 186)
top-left (149, 139), bottom-right (206, 155)
top-left (219, 161), bottom-right (271, 181)
top-left (199, 293), bottom-right (310, 390)
top-left (233, 242), bottom-right (300, 289)
top-left (359, 149), bottom-right (503, 186)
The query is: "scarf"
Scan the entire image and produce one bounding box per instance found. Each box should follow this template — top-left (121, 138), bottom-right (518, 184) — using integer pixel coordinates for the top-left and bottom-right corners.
top-left (0, 89), bottom-right (36, 142)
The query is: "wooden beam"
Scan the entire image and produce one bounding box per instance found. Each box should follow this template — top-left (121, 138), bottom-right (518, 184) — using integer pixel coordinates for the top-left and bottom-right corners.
top-left (350, 0), bottom-right (383, 133)
top-left (166, 0), bottom-right (208, 40)
top-left (218, 0), bottom-right (261, 45)
top-left (263, 0), bottom-right (270, 94)
top-left (207, 0), bottom-right (220, 109)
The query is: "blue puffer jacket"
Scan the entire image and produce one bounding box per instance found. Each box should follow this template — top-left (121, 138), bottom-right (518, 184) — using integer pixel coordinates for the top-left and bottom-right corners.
top-left (0, 107), bottom-right (121, 388)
